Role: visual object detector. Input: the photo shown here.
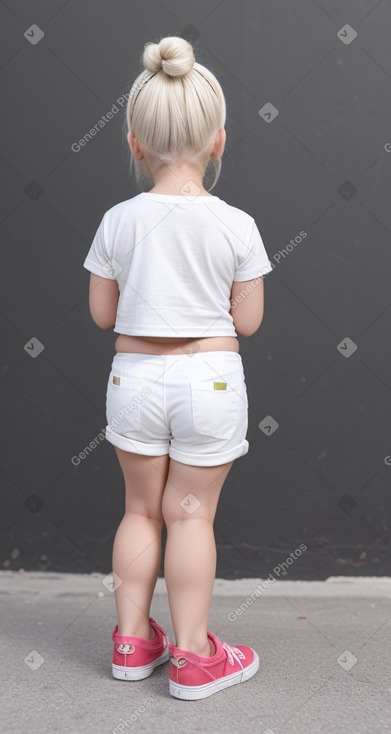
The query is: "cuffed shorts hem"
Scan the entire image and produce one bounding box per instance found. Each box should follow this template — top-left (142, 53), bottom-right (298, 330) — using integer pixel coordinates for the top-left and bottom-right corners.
top-left (105, 428), bottom-right (169, 456)
top-left (105, 428), bottom-right (249, 467)
top-left (169, 438), bottom-right (249, 467)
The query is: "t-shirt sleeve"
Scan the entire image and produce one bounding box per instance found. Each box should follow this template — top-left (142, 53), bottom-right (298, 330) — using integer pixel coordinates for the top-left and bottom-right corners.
top-left (233, 218), bottom-right (274, 282)
top-left (83, 212), bottom-right (117, 280)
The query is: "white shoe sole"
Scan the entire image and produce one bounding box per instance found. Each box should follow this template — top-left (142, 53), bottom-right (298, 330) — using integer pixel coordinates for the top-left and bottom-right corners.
top-left (112, 646), bottom-right (170, 680)
top-left (169, 650), bottom-right (259, 700)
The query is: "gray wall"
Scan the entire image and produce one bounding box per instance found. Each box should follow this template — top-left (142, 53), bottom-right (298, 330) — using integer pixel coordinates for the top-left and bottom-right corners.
top-left (1, 0), bottom-right (390, 579)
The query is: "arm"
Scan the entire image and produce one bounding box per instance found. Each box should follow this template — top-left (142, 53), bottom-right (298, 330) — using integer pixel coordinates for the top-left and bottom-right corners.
top-left (88, 273), bottom-right (120, 330)
top-left (229, 277), bottom-right (265, 337)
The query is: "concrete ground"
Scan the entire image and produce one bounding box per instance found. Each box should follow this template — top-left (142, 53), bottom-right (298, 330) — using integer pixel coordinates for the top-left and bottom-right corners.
top-left (0, 572), bottom-right (390, 734)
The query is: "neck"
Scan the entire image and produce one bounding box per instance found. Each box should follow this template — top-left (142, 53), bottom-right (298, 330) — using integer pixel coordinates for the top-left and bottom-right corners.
top-left (147, 162), bottom-right (211, 196)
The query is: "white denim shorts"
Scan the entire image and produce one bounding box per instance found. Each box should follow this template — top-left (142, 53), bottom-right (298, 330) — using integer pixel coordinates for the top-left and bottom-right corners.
top-left (105, 350), bottom-right (249, 467)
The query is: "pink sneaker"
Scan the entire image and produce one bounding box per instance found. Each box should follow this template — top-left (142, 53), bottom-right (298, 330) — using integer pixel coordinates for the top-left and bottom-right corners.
top-left (169, 630), bottom-right (259, 700)
top-left (112, 616), bottom-right (170, 680)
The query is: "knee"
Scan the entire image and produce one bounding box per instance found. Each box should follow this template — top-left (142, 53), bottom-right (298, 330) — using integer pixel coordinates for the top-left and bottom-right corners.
top-left (163, 511), bottom-right (213, 528)
top-left (125, 508), bottom-right (164, 524)
top-left (162, 491), bottom-right (215, 526)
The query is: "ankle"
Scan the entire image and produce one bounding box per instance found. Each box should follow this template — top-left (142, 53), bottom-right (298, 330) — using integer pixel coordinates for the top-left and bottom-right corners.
top-left (117, 623), bottom-right (154, 640)
top-left (176, 639), bottom-right (215, 657)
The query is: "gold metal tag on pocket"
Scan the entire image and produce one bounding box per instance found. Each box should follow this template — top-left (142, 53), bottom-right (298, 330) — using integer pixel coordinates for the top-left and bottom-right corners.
top-left (113, 375), bottom-right (121, 385)
top-left (213, 382), bottom-right (227, 390)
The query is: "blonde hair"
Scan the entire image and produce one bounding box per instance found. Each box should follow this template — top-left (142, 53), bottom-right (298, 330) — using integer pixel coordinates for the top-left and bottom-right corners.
top-left (125, 36), bottom-right (226, 192)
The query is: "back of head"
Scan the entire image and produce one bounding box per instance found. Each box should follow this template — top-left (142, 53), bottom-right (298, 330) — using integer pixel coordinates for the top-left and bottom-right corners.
top-left (126, 36), bottom-right (226, 191)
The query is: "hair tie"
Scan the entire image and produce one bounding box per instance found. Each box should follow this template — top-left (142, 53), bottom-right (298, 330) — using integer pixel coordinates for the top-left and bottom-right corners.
top-left (194, 68), bottom-right (218, 97)
top-left (129, 72), bottom-right (158, 109)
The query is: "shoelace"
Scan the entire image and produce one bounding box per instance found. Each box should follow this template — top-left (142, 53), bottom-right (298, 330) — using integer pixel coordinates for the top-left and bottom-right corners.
top-left (221, 642), bottom-right (245, 669)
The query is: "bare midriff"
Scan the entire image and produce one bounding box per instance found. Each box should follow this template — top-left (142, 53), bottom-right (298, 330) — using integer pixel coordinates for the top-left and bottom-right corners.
top-left (114, 334), bottom-right (239, 355)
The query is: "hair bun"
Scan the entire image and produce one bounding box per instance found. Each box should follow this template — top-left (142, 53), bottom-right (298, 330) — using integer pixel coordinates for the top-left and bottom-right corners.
top-left (143, 36), bottom-right (195, 78)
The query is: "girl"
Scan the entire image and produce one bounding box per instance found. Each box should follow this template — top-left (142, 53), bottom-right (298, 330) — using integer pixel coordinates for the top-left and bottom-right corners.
top-left (83, 35), bottom-right (273, 700)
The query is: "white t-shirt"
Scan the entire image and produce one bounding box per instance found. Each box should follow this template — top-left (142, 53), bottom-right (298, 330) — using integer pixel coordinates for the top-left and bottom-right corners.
top-left (83, 192), bottom-right (274, 338)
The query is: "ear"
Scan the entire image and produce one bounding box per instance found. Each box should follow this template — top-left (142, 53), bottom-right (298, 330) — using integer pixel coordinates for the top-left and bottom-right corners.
top-left (211, 128), bottom-right (226, 159)
top-left (127, 131), bottom-right (144, 160)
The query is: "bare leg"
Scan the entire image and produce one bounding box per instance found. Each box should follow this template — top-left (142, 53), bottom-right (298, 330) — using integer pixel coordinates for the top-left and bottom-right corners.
top-left (112, 447), bottom-right (169, 638)
top-left (162, 458), bottom-right (234, 656)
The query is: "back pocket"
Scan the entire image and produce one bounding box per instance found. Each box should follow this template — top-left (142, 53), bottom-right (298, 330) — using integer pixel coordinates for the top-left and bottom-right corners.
top-left (106, 371), bottom-right (142, 433)
top-left (190, 379), bottom-right (242, 440)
